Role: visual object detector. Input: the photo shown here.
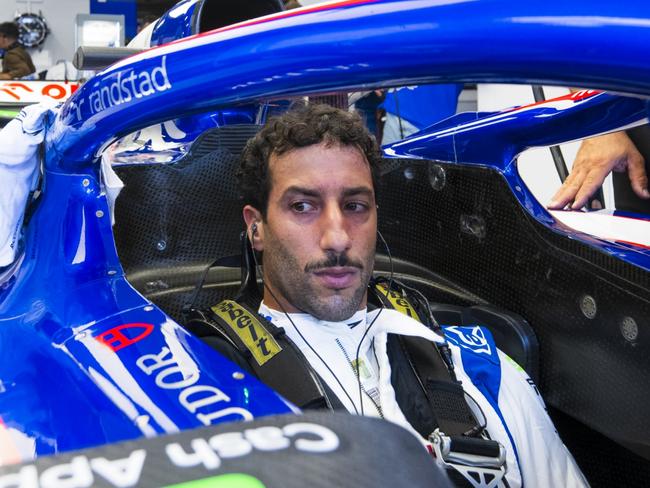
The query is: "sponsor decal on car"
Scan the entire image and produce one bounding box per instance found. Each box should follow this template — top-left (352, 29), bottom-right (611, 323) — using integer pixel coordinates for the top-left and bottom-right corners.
top-left (136, 346), bottom-right (254, 425)
top-left (0, 81), bottom-right (79, 104)
top-left (73, 56), bottom-right (171, 120)
top-left (165, 422), bottom-right (339, 469)
top-left (95, 323), bottom-right (154, 352)
top-left (164, 473), bottom-right (266, 488)
top-left (0, 423), bottom-right (338, 488)
top-left (505, 89), bottom-right (600, 113)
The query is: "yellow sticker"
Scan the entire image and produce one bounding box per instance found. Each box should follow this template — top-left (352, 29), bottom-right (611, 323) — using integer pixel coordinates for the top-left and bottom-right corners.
top-left (375, 284), bottom-right (421, 322)
top-left (211, 301), bottom-right (282, 366)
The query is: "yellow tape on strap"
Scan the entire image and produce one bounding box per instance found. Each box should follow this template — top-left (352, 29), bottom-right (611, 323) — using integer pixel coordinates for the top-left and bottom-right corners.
top-left (211, 300), bottom-right (282, 366)
top-left (375, 283), bottom-right (421, 322)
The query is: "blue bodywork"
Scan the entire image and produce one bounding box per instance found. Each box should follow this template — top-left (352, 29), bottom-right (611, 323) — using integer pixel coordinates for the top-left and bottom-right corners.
top-left (150, 0), bottom-right (202, 47)
top-left (1, 0), bottom-right (649, 461)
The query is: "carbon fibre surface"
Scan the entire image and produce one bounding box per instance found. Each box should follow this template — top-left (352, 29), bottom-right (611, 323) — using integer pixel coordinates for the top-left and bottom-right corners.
top-left (377, 161), bottom-right (650, 445)
top-left (377, 161), bottom-right (650, 484)
top-left (114, 126), bottom-right (260, 319)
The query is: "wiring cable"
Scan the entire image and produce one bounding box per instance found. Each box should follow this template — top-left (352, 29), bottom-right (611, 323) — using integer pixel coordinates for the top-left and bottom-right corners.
top-left (354, 230), bottom-right (394, 415)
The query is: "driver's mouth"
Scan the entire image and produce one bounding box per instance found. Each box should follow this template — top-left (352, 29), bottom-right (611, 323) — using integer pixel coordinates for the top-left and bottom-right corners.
top-left (312, 267), bottom-right (360, 289)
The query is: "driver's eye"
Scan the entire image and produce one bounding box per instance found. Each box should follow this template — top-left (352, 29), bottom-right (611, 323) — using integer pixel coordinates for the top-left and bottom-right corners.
top-left (291, 201), bottom-right (315, 213)
top-left (344, 202), bottom-right (369, 212)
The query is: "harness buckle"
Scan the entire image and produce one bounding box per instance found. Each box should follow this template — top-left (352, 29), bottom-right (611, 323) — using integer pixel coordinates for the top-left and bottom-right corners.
top-left (429, 430), bottom-right (508, 488)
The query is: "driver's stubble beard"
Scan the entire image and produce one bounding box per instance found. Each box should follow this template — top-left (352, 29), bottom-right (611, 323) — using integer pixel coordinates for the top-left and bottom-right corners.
top-left (262, 227), bottom-right (375, 322)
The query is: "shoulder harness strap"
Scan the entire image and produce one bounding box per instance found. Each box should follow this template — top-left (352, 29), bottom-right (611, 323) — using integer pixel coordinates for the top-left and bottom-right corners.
top-left (186, 299), bottom-right (340, 411)
top-left (371, 278), bottom-right (481, 437)
top-left (372, 279), bottom-right (508, 487)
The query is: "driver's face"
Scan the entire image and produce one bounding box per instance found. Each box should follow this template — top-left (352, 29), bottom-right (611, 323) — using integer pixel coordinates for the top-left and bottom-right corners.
top-left (244, 142), bottom-right (377, 321)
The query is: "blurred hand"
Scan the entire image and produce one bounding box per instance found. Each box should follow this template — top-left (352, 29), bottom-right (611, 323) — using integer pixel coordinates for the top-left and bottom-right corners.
top-left (0, 73), bottom-right (11, 80)
top-left (548, 131), bottom-right (650, 210)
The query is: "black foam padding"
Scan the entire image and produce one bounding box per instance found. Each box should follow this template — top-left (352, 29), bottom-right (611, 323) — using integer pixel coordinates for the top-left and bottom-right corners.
top-left (0, 412), bottom-right (450, 488)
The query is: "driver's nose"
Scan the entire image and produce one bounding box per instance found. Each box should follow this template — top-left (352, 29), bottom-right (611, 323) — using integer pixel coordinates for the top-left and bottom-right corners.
top-left (319, 204), bottom-right (351, 254)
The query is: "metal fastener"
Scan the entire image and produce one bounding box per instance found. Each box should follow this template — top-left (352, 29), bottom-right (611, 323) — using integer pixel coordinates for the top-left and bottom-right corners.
top-left (82, 179), bottom-right (90, 187)
top-left (620, 316), bottom-right (638, 342)
top-left (579, 295), bottom-right (597, 319)
top-left (232, 372), bottom-right (245, 380)
top-left (460, 214), bottom-right (486, 240)
top-left (95, 210), bottom-right (104, 218)
top-left (428, 164), bottom-right (446, 191)
top-left (143, 305), bottom-right (154, 312)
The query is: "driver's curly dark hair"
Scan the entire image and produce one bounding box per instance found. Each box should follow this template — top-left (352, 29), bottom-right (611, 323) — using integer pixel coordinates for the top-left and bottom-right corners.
top-left (237, 102), bottom-right (382, 217)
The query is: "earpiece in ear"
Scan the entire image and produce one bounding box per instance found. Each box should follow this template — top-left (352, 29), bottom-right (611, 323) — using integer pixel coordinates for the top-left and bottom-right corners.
top-left (251, 223), bottom-right (258, 236)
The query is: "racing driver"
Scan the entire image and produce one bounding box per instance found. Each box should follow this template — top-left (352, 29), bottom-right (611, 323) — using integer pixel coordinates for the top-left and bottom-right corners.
top-left (204, 103), bottom-right (589, 488)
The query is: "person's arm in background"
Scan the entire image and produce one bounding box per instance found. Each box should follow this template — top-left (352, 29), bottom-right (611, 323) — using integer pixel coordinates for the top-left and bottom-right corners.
top-left (548, 90), bottom-right (649, 210)
top-left (0, 49), bottom-right (34, 80)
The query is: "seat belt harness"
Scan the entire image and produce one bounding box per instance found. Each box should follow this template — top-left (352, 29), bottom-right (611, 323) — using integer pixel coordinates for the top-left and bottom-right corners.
top-left (372, 279), bottom-right (508, 488)
top-left (186, 300), bottom-right (333, 410)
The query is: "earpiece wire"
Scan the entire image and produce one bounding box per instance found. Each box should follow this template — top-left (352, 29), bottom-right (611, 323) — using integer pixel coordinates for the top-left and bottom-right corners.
top-left (354, 229), bottom-right (394, 416)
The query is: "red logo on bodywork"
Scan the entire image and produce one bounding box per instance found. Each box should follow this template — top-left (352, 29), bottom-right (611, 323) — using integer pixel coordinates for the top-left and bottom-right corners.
top-left (505, 89), bottom-right (601, 113)
top-left (0, 81), bottom-right (79, 101)
top-left (0, 82), bottom-right (33, 100)
top-left (95, 323), bottom-right (154, 352)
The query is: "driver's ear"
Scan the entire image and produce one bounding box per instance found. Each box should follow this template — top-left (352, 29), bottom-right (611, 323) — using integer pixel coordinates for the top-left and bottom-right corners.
top-left (243, 205), bottom-right (264, 251)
